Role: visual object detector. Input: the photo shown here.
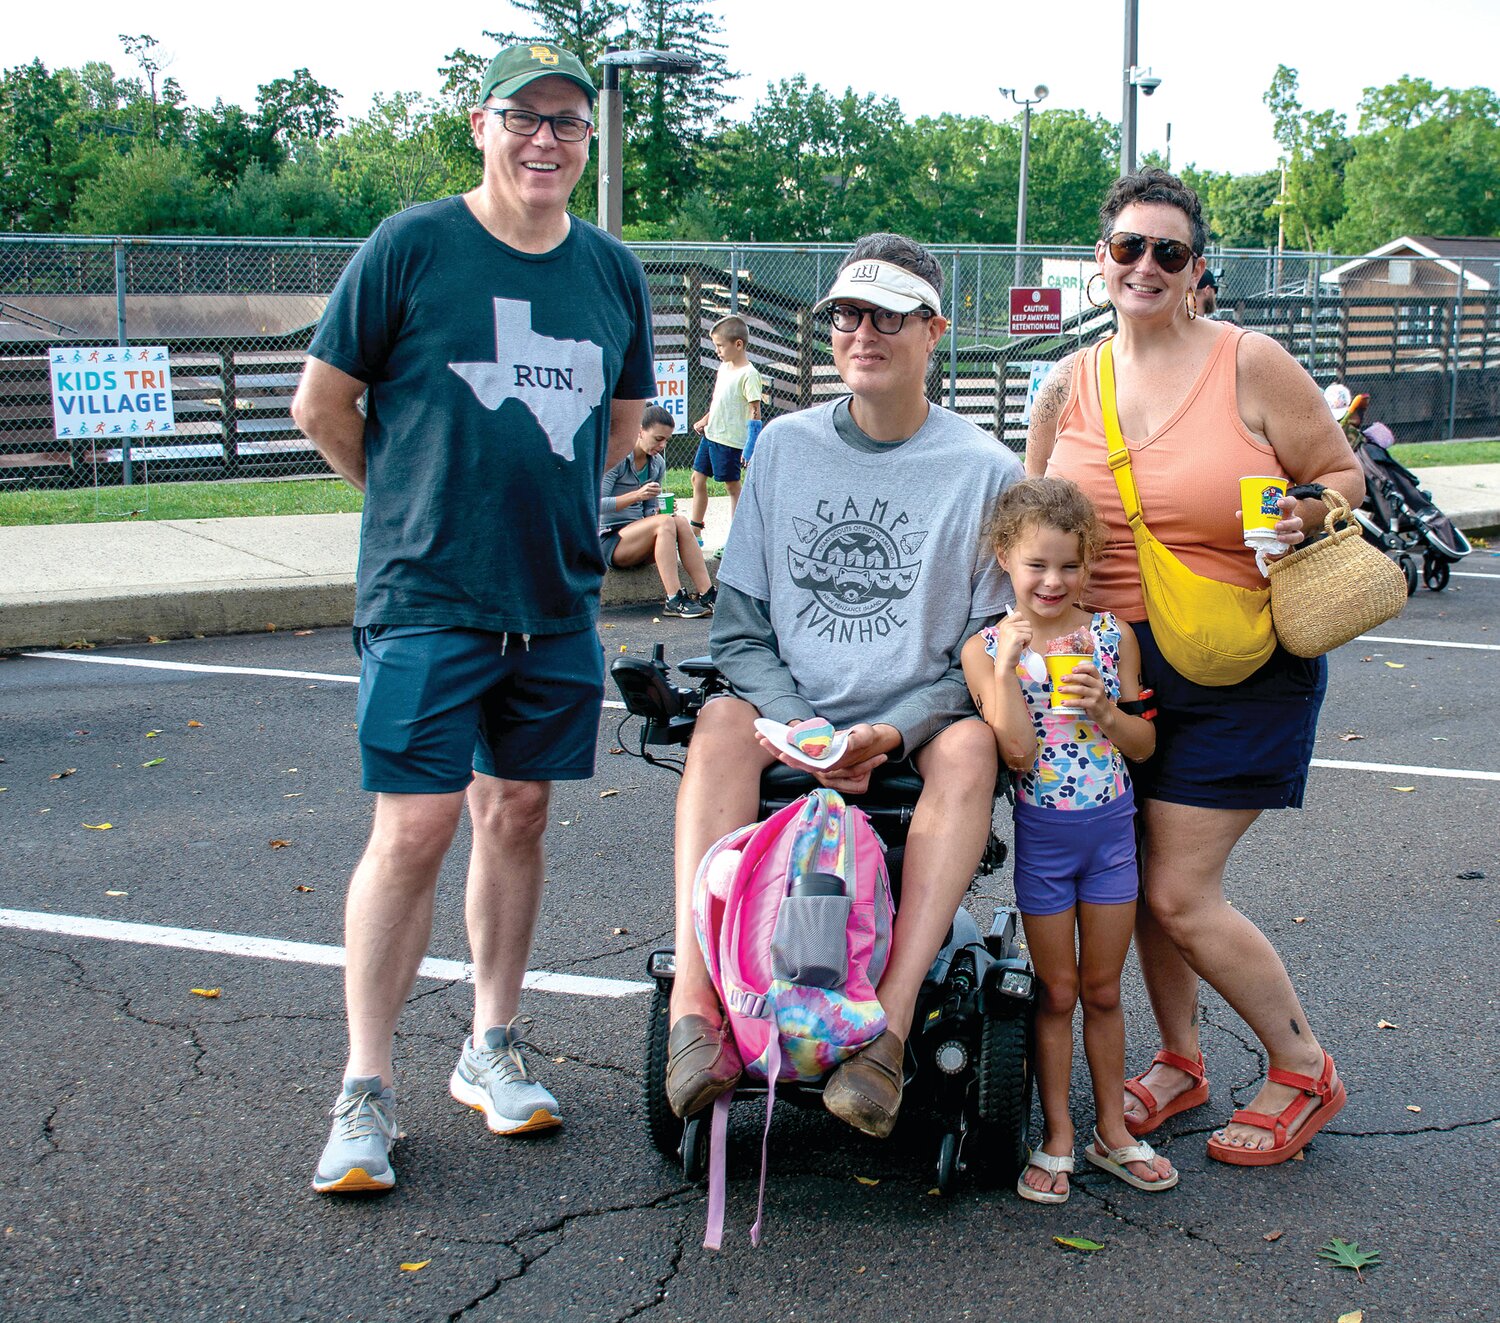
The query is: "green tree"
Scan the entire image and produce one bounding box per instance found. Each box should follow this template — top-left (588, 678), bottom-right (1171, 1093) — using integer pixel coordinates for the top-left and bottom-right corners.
top-left (1023, 110), bottom-right (1119, 245)
top-left (215, 148), bottom-right (352, 236)
top-left (192, 99), bottom-right (282, 185)
top-left (332, 92), bottom-right (464, 218)
top-left (0, 59), bottom-right (102, 230)
top-left (68, 139), bottom-right (214, 233)
top-left (1263, 64), bottom-right (1352, 248)
top-left (1181, 166), bottom-right (1279, 248)
top-left (256, 69), bottom-right (343, 143)
top-left (1332, 78), bottom-right (1500, 251)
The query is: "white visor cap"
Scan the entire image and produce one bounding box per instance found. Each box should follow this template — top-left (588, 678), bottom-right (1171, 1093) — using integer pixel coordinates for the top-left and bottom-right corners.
top-left (1324, 382), bottom-right (1352, 418)
top-left (813, 259), bottom-right (943, 318)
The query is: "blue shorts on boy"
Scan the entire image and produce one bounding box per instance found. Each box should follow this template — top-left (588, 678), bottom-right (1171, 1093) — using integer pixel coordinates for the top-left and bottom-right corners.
top-left (355, 624), bottom-right (604, 793)
top-left (692, 437), bottom-right (742, 482)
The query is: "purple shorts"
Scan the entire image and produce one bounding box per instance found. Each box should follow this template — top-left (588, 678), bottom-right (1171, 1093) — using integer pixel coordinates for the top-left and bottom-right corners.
top-left (1012, 786), bottom-right (1138, 916)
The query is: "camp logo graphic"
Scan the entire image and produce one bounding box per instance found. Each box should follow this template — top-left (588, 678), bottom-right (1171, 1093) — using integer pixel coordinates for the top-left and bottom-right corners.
top-left (787, 498), bottom-right (928, 640)
top-left (529, 45), bottom-right (561, 65)
top-left (449, 298), bottom-right (606, 461)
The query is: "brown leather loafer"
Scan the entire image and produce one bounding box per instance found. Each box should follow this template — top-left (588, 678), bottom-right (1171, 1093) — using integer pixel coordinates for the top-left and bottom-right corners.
top-left (823, 1030), bottom-right (905, 1138)
top-left (665, 1014), bottom-right (743, 1118)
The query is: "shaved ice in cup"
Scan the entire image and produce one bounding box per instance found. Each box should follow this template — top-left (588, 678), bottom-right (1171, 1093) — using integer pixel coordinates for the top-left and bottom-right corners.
top-left (1041, 629), bottom-right (1092, 715)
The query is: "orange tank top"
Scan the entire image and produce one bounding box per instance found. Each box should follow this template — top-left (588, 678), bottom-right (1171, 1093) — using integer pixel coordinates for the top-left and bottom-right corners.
top-left (1047, 325), bottom-right (1285, 623)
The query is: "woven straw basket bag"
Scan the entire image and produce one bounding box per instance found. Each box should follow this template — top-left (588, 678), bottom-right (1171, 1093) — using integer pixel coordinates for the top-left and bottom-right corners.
top-left (1266, 488), bottom-right (1407, 657)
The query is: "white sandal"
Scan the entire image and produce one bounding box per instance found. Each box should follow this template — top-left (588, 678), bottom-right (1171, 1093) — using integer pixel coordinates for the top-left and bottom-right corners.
top-left (1016, 1148), bottom-right (1075, 1204)
top-left (1084, 1127), bottom-right (1180, 1192)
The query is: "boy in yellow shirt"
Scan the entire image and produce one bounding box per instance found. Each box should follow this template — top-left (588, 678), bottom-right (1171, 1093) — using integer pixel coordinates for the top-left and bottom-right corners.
top-left (690, 315), bottom-right (763, 547)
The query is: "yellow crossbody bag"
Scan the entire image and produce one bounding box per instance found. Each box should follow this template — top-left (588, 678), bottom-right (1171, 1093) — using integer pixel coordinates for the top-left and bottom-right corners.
top-left (1098, 339), bottom-right (1275, 687)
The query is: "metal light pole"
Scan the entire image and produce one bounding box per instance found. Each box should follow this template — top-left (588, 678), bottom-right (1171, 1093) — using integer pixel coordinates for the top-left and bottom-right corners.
top-left (1000, 84), bottom-right (1048, 285)
top-left (596, 48), bottom-right (702, 237)
top-left (1121, 0), bottom-right (1138, 174)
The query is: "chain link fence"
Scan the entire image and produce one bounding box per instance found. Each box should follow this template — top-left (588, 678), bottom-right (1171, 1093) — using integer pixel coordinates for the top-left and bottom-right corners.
top-left (3, 234), bottom-right (1498, 493)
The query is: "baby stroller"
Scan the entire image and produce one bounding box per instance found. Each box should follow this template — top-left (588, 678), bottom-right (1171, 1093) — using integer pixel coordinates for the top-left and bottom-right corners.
top-left (611, 645), bottom-right (1037, 1196)
top-left (1351, 418), bottom-right (1472, 594)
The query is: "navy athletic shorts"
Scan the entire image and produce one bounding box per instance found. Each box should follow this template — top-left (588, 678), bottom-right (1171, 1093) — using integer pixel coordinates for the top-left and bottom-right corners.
top-left (1130, 618), bottom-right (1327, 811)
top-left (1012, 787), bottom-right (1139, 916)
top-left (692, 437), bottom-right (742, 482)
top-left (353, 624), bottom-right (604, 794)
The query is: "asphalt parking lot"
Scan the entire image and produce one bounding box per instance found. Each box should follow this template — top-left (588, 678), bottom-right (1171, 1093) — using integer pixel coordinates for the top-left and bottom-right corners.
top-left (2, 559), bottom-right (1498, 1323)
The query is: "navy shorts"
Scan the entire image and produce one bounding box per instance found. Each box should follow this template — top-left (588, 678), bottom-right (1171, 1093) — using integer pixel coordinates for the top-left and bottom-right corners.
top-left (599, 527), bottom-right (625, 567)
top-left (1013, 787), bottom-right (1138, 916)
top-left (1130, 619), bottom-right (1327, 810)
top-left (353, 624), bottom-right (604, 794)
top-left (692, 437), bottom-right (742, 482)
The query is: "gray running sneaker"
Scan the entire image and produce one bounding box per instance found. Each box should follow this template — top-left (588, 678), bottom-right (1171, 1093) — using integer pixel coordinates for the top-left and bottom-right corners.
top-left (663, 590), bottom-right (709, 619)
top-left (312, 1075), bottom-right (397, 1194)
top-left (450, 1018), bottom-right (562, 1135)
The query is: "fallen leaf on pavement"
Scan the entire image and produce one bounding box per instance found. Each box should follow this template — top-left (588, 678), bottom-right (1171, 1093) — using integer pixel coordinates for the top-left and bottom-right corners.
top-left (926, 1187), bottom-right (941, 1196)
top-left (609, 747), bottom-right (624, 755)
top-left (65, 640), bottom-right (97, 650)
top-left (105, 890), bottom-right (128, 897)
top-left (187, 720), bottom-right (203, 728)
top-left (1291, 1150), bottom-right (1305, 1161)
top-left (82, 822), bottom-right (113, 830)
top-left (1339, 732), bottom-right (1364, 742)
top-left (265, 623), bottom-right (278, 632)
top-left (1383, 662), bottom-right (1405, 669)
top-left (1392, 786), bottom-right (1415, 793)
top-left (1294, 916), bottom-right (1306, 923)
top-left (1406, 1105), bottom-right (1421, 1113)
top-left (147, 636), bottom-right (168, 644)
top-left (619, 644), bottom-right (628, 653)
top-left (190, 988), bottom-right (220, 998)
top-left (1317, 1237), bottom-right (1381, 1280)
top-left (399, 1260), bottom-right (430, 1272)
top-left (1263, 1229), bottom-right (1283, 1242)
top-left (50, 769), bottom-right (77, 780)
top-left (142, 758), bottom-right (165, 768)
top-left (1054, 1236), bottom-right (1103, 1252)
top-left (295, 630), bottom-right (314, 636)
top-left (612, 927), bottom-right (629, 936)
top-left (270, 839), bottom-right (291, 849)
top-left (599, 789), bottom-right (619, 798)
top-left (1338, 1312), bottom-right (1364, 1323)
top-left (1377, 1019), bottom-right (1398, 1029)
top-left (144, 730), bottom-right (161, 738)
top-left (295, 885), bottom-right (314, 892)
top-left (854, 1176), bottom-right (879, 1187)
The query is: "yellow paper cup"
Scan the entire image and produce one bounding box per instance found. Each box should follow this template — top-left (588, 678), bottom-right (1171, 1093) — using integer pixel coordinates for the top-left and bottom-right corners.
top-left (1044, 653), bottom-right (1090, 713)
top-left (1240, 475), bottom-right (1288, 538)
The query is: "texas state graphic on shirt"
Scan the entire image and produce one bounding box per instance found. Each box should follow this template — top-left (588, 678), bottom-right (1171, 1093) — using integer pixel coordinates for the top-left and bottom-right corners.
top-left (449, 298), bottom-right (606, 461)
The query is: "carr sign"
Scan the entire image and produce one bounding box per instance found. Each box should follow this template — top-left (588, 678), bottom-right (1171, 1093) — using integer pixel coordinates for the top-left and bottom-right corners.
top-left (49, 346), bottom-right (175, 440)
top-left (1009, 288), bottom-right (1063, 337)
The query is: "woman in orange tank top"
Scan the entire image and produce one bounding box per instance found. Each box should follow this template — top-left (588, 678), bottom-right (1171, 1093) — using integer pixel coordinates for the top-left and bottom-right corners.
top-left (1028, 169), bottom-right (1364, 1169)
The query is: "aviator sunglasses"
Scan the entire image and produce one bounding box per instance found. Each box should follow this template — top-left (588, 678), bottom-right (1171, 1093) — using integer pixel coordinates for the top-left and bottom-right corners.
top-left (1105, 231), bottom-right (1197, 274)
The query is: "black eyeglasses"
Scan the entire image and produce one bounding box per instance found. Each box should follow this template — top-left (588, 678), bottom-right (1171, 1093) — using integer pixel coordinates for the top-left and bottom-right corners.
top-left (1105, 231), bottom-right (1197, 274)
top-left (486, 107), bottom-right (594, 142)
top-left (827, 303), bottom-right (935, 335)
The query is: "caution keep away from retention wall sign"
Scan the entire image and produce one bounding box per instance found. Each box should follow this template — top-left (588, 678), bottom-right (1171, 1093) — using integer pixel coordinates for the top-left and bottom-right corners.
top-left (49, 346), bottom-right (176, 441)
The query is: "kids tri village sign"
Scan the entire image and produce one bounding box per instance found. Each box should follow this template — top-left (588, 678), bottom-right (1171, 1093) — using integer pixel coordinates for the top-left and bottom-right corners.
top-left (49, 346), bottom-right (176, 440)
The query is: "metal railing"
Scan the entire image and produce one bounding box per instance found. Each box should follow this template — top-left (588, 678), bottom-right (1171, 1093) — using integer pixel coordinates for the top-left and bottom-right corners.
top-left (3, 234), bottom-right (1496, 491)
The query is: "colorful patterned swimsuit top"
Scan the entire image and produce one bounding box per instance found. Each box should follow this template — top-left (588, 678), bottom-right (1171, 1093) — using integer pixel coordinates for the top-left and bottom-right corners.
top-left (981, 612), bottom-right (1129, 810)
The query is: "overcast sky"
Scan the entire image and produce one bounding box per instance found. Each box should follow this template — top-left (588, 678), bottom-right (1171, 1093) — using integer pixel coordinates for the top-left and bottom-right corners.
top-left (11, 0), bottom-right (1498, 177)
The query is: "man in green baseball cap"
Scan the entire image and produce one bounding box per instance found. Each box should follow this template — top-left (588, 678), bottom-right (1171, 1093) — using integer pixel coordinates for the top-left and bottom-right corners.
top-left (478, 40), bottom-right (597, 103)
top-left (293, 38), bottom-right (654, 1197)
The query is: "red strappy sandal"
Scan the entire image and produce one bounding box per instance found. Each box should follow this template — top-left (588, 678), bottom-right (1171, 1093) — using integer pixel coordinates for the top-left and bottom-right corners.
top-left (1206, 1050), bottom-right (1346, 1167)
top-left (1124, 1049), bottom-right (1210, 1138)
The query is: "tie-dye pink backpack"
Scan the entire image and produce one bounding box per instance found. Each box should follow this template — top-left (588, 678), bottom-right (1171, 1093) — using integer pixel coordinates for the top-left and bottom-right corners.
top-left (691, 787), bottom-right (894, 1248)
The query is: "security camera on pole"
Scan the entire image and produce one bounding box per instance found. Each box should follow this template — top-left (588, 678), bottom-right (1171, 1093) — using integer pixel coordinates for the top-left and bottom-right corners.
top-left (1120, 0), bottom-right (1163, 173)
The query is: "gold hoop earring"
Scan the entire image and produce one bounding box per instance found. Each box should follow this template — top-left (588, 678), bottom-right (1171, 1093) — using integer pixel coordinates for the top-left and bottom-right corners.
top-left (1086, 273), bottom-right (1110, 310)
top-left (1186, 288), bottom-right (1198, 320)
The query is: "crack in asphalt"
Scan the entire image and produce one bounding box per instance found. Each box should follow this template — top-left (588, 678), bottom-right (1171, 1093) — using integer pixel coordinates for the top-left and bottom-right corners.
top-left (613, 1222), bottom-right (687, 1322)
top-left (445, 1189), bottom-right (694, 1321)
top-left (553, 929), bottom-right (671, 973)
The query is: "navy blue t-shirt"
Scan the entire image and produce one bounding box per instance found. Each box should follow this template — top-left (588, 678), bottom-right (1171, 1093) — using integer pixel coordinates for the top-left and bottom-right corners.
top-left (309, 197), bottom-right (656, 634)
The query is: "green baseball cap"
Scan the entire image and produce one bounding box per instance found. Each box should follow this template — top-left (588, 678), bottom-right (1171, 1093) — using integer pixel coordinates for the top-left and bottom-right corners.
top-left (479, 42), bottom-right (597, 105)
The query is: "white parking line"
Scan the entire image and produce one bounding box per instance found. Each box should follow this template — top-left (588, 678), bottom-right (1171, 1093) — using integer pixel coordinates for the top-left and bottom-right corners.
top-left (0, 909), bottom-right (652, 997)
top-left (1451, 572), bottom-right (1499, 580)
top-left (1310, 759), bottom-right (1500, 782)
top-left (19, 651), bottom-right (630, 707)
top-left (1357, 635), bottom-right (1500, 651)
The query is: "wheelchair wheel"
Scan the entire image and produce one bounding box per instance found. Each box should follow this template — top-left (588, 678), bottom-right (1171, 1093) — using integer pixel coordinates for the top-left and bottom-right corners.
top-left (1424, 554), bottom-right (1451, 592)
top-left (682, 1114), bottom-right (709, 1181)
top-left (936, 1131), bottom-right (962, 1196)
top-left (643, 983), bottom-right (682, 1158)
top-left (1399, 553), bottom-right (1420, 597)
top-left (976, 1015), bottom-right (1032, 1178)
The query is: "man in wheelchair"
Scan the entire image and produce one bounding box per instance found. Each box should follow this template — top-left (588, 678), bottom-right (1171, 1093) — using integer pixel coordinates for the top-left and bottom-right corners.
top-left (664, 233), bottom-right (1024, 1138)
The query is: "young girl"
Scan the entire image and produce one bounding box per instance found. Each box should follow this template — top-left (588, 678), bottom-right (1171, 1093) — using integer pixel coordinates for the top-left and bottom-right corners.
top-left (961, 477), bottom-right (1177, 1204)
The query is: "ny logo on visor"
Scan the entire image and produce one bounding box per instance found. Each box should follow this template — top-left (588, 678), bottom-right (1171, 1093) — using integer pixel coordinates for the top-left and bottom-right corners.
top-left (529, 45), bottom-right (560, 65)
top-left (847, 264), bottom-right (880, 283)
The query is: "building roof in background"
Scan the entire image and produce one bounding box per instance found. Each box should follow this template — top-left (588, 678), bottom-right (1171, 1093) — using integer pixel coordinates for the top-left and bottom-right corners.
top-left (1320, 236), bottom-right (1500, 290)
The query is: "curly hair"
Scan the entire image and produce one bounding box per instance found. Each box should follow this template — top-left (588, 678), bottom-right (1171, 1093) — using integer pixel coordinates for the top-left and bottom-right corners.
top-left (840, 232), bottom-right (944, 297)
top-left (1099, 167), bottom-right (1207, 257)
top-left (983, 476), bottom-right (1107, 567)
